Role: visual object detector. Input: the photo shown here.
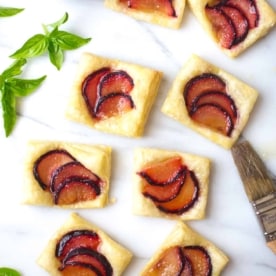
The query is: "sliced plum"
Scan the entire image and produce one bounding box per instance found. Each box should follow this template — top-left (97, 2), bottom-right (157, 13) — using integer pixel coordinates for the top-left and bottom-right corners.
top-left (98, 71), bottom-right (134, 97)
top-left (95, 92), bottom-right (135, 120)
top-left (50, 161), bottom-right (101, 192)
top-left (142, 170), bottom-right (186, 203)
top-left (182, 246), bottom-right (212, 276)
top-left (128, 0), bottom-right (176, 17)
top-left (184, 73), bottom-right (226, 113)
top-left (33, 149), bottom-right (76, 190)
top-left (205, 6), bottom-right (236, 49)
top-left (56, 230), bottom-right (101, 260)
top-left (60, 247), bottom-right (113, 276)
top-left (190, 103), bottom-right (233, 136)
top-left (59, 262), bottom-right (100, 276)
top-left (226, 0), bottom-right (259, 28)
top-left (137, 156), bottom-right (184, 186)
top-left (181, 256), bottom-right (193, 276)
top-left (54, 178), bottom-right (101, 205)
top-left (144, 246), bottom-right (185, 275)
top-left (82, 67), bottom-right (135, 121)
top-left (157, 171), bottom-right (199, 215)
top-left (221, 5), bottom-right (249, 45)
top-left (191, 91), bottom-right (237, 125)
top-left (82, 67), bottom-right (110, 118)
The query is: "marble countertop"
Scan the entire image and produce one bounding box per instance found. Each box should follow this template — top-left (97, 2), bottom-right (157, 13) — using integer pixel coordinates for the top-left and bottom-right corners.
top-left (0, 0), bottom-right (276, 275)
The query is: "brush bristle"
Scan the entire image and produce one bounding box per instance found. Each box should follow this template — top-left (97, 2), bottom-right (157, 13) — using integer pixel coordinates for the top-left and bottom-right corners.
top-left (231, 140), bottom-right (275, 202)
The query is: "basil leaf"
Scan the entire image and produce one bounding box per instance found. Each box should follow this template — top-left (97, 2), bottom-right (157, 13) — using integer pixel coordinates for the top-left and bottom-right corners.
top-left (0, 7), bottom-right (24, 17)
top-left (0, 75), bottom-right (3, 91)
top-left (5, 75), bottom-right (46, 97)
top-left (1, 87), bottom-right (16, 137)
top-left (1, 59), bottom-right (27, 80)
top-left (10, 34), bottom-right (48, 59)
top-left (0, 267), bottom-right (21, 276)
top-left (47, 12), bottom-right (68, 29)
top-left (51, 30), bottom-right (91, 50)
top-left (48, 40), bottom-right (64, 70)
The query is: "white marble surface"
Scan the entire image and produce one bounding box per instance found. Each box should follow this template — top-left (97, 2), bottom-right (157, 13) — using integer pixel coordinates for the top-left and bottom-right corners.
top-left (0, 0), bottom-right (276, 275)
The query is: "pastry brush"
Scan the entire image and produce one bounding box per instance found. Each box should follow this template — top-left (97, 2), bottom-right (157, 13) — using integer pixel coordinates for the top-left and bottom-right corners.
top-left (231, 140), bottom-right (276, 254)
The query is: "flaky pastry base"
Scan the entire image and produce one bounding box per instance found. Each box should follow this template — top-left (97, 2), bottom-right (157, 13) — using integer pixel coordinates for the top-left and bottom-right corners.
top-left (188, 0), bottom-right (276, 57)
top-left (37, 213), bottom-right (133, 276)
top-left (66, 52), bottom-right (162, 138)
top-left (140, 221), bottom-right (229, 276)
top-left (161, 54), bottom-right (258, 149)
top-left (22, 140), bottom-right (111, 208)
top-left (133, 147), bottom-right (211, 220)
top-left (104, 0), bottom-right (186, 29)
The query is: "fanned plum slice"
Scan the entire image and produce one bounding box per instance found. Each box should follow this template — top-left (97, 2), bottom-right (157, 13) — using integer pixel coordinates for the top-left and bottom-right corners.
top-left (56, 230), bottom-right (101, 260)
top-left (59, 262), bottom-right (100, 276)
top-left (227, 0), bottom-right (259, 28)
top-left (190, 103), bottom-right (233, 136)
top-left (205, 6), bottom-right (236, 49)
top-left (128, 0), bottom-right (176, 17)
top-left (182, 246), bottom-right (212, 276)
top-left (192, 91), bottom-right (237, 125)
top-left (98, 71), bottom-right (134, 97)
top-left (221, 5), bottom-right (249, 45)
top-left (142, 170), bottom-right (186, 203)
top-left (82, 67), bottom-right (110, 118)
top-left (95, 92), bottom-right (134, 119)
top-left (181, 256), bottom-right (193, 276)
top-left (137, 156), bottom-right (184, 186)
top-left (50, 161), bottom-right (101, 192)
top-left (157, 171), bottom-right (199, 214)
top-left (184, 73), bottom-right (226, 113)
top-left (54, 178), bottom-right (101, 205)
top-left (60, 247), bottom-right (113, 276)
top-left (33, 149), bottom-right (76, 190)
top-left (144, 246), bottom-right (185, 275)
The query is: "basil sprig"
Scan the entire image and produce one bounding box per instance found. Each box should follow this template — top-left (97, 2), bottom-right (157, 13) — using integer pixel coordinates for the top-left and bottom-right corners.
top-left (0, 7), bottom-right (24, 17)
top-left (0, 267), bottom-right (21, 276)
top-left (0, 59), bottom-right (46, 136)
top-left (10, 12), bottom-right (91, 70)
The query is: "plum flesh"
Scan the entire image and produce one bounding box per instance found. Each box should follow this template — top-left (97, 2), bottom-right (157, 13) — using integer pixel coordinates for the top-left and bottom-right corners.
top-left (142, 245), bottom-right (212, 276)
top-left (127, 0), bottom-right (176, 17)
top-left (137, 157), bottom-right (200, 215)
top-left (33, 149), bottom-right (103, 205)
top-left (82, 68), bottom-right (135, 120)
top-left (205, 0), bottom-right (259, 48)
top-left (56, 230), bottom-right (101, 260)
top-left (33, 149), bottom-right (76, 190)
top-left (184, 73), bottom-right (238, 137)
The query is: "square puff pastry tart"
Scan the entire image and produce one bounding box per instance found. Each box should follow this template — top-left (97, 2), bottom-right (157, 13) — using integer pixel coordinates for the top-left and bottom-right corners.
top-left (140, 221), bottom-right (229, 276)
top-left (104, 0), bottom-right (186, 29)
top-left (66, 52), bottom-right (162, 138)
top-left (161, 54), bottom-right (258, 149)
top-left (133, 148), bottom-right (211, 220)
top-left (22, 140), bottom-right (111, 208)
top-left (188, 0), bottom-right (276, 57)
top-left (37, 213), bottom-right (133, 276)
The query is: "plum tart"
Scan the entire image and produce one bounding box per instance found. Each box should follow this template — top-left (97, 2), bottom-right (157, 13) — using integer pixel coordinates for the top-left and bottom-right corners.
top-left (162, 55), bottom-right (258, 149)
top-left (23, 141), bottom-right (111, 208)
top-left (140, 221), bottom-right (229, 276)
top-left (133, 148), bottom-right (210, 220)
top-left (104, 0), bottom-right (186, 29)
top-left (66, 52), bottom-right (162, 137)
top-left (37, 213), bottom-right (132, 276)
top-left (188, 0), bottom-right (276, 57)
